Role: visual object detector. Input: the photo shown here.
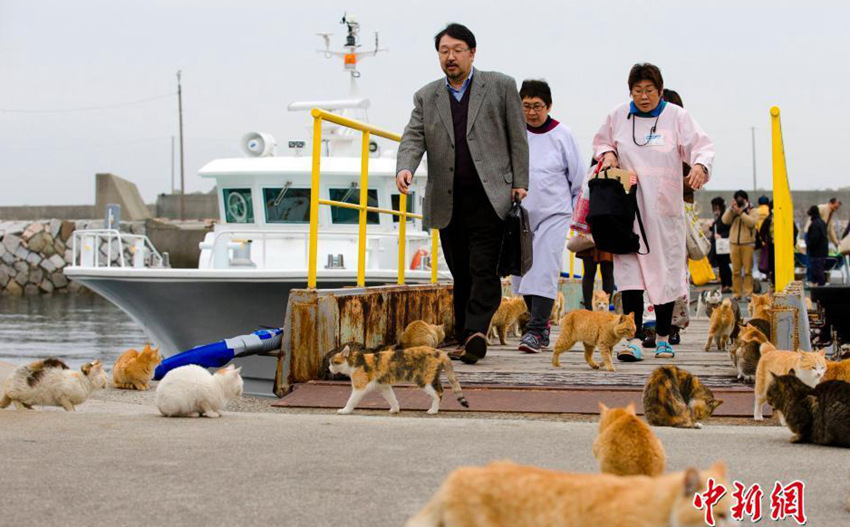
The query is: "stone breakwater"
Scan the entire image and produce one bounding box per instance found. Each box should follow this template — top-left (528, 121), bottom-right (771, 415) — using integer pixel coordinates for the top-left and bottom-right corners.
top-left (0, 220), bottom-right (144, 296)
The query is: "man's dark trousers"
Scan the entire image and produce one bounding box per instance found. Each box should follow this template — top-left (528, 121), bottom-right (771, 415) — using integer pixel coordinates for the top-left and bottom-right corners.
top-left (440, 181), bottom-right (504, 342)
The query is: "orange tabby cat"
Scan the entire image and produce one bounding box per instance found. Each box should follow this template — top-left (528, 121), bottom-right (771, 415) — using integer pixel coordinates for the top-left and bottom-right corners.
top-left (705, 298), bottom-right (735, 352)
top-left (549, 291), bottom-right (566, 323)
top-left (399, 321), bottom-right (445, 349)
top-left (753, 342), bottom-right (828, 420)
top-left (749, 293), bottom-right (772, 319)
top-left (592, 290), bottom-right (610, 312)
top-left (488, 297), bottom-right (527, 345)
top-left (823, 358), bottom-right (850, 382)
top-left (593, 402), bottom-right (665, 477)
top-left (112, 344), bottom-right (162, 390)
top-left (405, 460), bottom-right (733, 527)
top-left (552, 311), bottom-right (636, 371)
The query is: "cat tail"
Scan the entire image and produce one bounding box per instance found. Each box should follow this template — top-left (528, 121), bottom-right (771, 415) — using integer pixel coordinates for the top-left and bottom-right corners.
top-left (440, 355), bottom-right (469, 408)
top-left (0, 393), bottom-right (10, 408)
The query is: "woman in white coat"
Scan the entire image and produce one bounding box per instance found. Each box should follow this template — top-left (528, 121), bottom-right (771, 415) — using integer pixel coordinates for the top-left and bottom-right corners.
top-left (512, 80), bottom-right (584, 353)
top-left (593, 63), bottom-right (714, 360)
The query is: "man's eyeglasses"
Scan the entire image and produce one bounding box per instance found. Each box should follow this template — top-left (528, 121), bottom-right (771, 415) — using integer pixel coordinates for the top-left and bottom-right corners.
top-left (523, 103), bottom-right (547, 112)
top-left (438, 47), bottom-right (470, 57)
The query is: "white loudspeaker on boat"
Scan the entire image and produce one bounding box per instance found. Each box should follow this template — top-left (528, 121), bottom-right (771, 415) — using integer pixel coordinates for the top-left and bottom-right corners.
top-left (241, 132), bottom-right (277, 157)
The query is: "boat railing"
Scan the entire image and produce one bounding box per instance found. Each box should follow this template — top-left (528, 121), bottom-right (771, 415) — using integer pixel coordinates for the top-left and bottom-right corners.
top-left (307, 108), bottom-right (439, 288)
top-left (199, 228), bottom-right (432, 270)
top-left (70, 229), bottom-right (167, 269)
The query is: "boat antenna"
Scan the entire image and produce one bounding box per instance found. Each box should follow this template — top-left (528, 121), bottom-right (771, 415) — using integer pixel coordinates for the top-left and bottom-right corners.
top-left (316, 13), bottom-right (387, 96)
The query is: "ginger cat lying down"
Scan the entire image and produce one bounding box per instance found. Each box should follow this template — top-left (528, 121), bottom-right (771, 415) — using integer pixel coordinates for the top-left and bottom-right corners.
top-left (406, 460), bottom-right (734, 527)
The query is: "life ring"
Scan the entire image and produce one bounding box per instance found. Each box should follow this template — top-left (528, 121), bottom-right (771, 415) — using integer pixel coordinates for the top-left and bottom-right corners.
top-left (410, 249), bottom-right (429, 270)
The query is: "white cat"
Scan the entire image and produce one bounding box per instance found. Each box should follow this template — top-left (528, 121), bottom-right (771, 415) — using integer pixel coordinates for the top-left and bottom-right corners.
top-left (0, 358), bottom-right (108, 411)
top-left (155, 364), bottom-right (243, 418)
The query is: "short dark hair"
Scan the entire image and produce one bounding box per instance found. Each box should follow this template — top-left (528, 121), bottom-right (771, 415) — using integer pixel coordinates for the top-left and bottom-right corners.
top-left (520, 80), bottom-right (552, 107)
top-left (711, 197), bottom-right (726, 212)
top-left (808, 205), bottom-right (820, 218)
top-left (434, 23), bottom-right (476, 51)
top-left (662, 88), bottom-right (683, 107)
top-left (628, 63), bottom-right (663, 92)
top-left (829, 197), bottom-right (841, 206)
top-left (733, 190), bottom-right (749, 201)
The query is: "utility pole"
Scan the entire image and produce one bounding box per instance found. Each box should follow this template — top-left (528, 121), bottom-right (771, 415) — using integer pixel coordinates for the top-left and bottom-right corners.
top-left (170, 135), bottom-right (175, 194)
top-left (177, 70), bottom-right (185, 221)
top-left (751, 126), bottom-right (757, 193)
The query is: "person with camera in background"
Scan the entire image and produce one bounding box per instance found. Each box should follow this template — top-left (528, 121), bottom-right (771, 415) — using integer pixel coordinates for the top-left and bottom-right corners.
top-left (722, 190), bottom-right (759, 301)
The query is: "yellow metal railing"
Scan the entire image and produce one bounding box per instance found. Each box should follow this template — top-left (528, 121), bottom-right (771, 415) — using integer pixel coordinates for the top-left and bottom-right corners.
top-left (307, 108), bottom-right (439, 288)
top-left (770, 106), bottom-right (794, 291)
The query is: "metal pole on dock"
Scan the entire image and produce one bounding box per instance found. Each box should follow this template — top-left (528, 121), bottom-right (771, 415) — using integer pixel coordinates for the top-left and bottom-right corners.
top-left (177, 70), bottom-right (185, 221)
top-left (171, 135), bottom-right (175, 194)
top-left (770, 107), bottom-right (794, 290)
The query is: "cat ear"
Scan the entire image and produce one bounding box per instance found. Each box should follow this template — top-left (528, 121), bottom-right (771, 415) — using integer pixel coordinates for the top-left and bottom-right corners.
top-left (683, 468), bottom-right (701, 496)
top-left (626, 402), bottom-right (636, 414)
top-left (598, 402), bottom-right (609, 413)
top-left (342, 345), bottom-right (351, 358)
top-left (627, 312), bottom-right (635, 321)
top-left (709, 460), bottom-right (727, 477)
top-left (710, 399), bottom-right (723, 411)
top-left (817, 350), bottom-right (825, 356)
top-left (787, 369), bottom-right (795, 377)
top-left (234, 366), bottom-right (242, 374)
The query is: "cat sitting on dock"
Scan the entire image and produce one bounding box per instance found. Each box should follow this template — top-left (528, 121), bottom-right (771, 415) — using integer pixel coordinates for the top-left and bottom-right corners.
top-left (729, 324), bottom-right (767, 384)
top-left (399, 321), bottom-right (445, 349)
top-left (1, 358), bottom-right (107, 411)
top-left (705, 298), bottom-right (735, 352)
top-left (593, 402), bottom-right (665, 477)
top-left (328, 345), bottom-right (468, 415)
top-left (642, 366), bottom-right (722, 429)
top-left (405, 460), bottom-right (734, 527)
top-left (155, 364), bottom-right (243, 417)
top-left (112, 344), bottom-right (162, 391)
top-left (753, 343), bottom-right (827, 421)
top-left (766, 372), bottom-right (850, 447)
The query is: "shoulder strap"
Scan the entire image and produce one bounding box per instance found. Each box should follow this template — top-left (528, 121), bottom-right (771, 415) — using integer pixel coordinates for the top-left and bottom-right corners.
top-left (635, 197), bottom-right (650, 255)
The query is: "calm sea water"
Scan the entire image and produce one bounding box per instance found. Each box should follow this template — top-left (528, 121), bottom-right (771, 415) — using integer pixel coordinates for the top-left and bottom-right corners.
top-left (0, 294), bottom-right (148, 370)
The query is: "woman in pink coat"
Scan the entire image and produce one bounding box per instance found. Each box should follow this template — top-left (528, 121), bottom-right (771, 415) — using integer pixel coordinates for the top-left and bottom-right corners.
top-left (593, 63), bottom-right (714, 360)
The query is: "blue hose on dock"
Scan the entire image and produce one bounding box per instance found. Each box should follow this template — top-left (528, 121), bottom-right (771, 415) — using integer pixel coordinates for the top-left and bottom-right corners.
top-left (154, 328), bottom-right (283, 380)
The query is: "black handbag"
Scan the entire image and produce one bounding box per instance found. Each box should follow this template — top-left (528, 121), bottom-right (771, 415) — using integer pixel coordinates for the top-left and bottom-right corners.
top-left (497, 200), bottom-right (533, 277)
top-left (587, 169), bottom-right (649, 255)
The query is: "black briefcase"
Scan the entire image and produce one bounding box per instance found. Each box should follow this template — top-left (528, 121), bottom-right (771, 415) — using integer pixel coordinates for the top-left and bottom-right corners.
top-left (497, 200), bottom-right (533, 277)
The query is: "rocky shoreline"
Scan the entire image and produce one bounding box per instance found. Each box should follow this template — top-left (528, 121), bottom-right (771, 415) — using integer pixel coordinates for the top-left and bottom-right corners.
top-left (0, 219), bottom-right (145, 296)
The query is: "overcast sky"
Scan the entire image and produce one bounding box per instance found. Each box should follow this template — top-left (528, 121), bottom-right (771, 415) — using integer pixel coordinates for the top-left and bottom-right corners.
top-left (2, 0), bottom-right (849, 206)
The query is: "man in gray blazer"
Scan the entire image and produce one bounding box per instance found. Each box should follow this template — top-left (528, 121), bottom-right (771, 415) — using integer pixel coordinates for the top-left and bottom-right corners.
top-left (396, 23), bottom-right (529, 364)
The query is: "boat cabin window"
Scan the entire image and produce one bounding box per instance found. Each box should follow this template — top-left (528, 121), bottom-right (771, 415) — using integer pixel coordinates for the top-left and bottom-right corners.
top-left (329, 188), bottom-right (379, 224)
top-left (391, 193), bottom-right (415, 223)
top-left (223, 188), bottom-right (254, 224)
top-left (263, 188), bottom-right (311, 223)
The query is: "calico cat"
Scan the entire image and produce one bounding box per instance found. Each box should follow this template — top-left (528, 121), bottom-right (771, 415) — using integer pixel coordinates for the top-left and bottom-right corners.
top-left (405, 460), bottom-right (734, 527)
top-left (823, 358), bottom-right (850, 382)
top-left (705, 298), bottom-right (735, 352)
top-left (1, 358), bottom-right (107, 411)
top-left (643, 366), bottom-right (723, 429)
top-left (112, 344), bottom-right (162, 390)
top-left (399, 321), bottom-right (445, 349)
top-left (488, 297), bottom-right (527, 345)
top-left (592, 290), bottom-right (610, 312)
top-left (552, 311), bottom-right (636, 372)
top-left (749, 292), bottom-right (772, 319)
top-left (766, 372), bottom-right (850, 447)
top-left (155, 364), bottom-right (243, 418)
top-left (328, 345), bottom-right (468, 415)
top-left (753, 343), bottom-right (827, 421)
top-left (700, 289), bottom-right (722, 319)
top-left (729, 324), bottom-right (768, 384)
top-left (593, 402), bottom-right (665, 477)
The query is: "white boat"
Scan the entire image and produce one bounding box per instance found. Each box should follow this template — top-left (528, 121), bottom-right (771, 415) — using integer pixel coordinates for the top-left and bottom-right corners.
top-left (64, 16), bottom-right (448, 395)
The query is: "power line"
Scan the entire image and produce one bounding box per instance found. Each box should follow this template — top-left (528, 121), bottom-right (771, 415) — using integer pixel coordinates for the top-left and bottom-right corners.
top-left (0, 92), bottom-right (175, 114)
